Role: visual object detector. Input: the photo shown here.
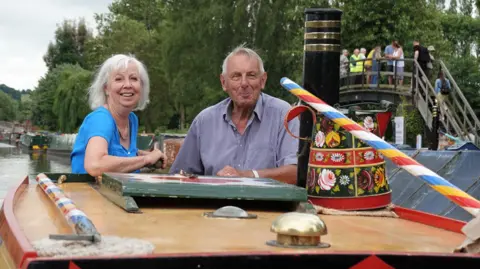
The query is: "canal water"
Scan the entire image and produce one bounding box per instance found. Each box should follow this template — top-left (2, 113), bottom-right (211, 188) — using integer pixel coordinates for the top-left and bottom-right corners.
top-left (0, 142), bottom-right (71, 204)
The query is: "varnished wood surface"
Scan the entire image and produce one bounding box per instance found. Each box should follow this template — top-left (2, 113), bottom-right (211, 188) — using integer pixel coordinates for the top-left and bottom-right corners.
top-left (14, 182), bottom-right (465, 255)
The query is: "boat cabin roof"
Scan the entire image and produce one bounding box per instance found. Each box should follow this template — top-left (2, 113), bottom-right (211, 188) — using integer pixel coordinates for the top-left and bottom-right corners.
top-left (1, 173), bottom-right (475, 268)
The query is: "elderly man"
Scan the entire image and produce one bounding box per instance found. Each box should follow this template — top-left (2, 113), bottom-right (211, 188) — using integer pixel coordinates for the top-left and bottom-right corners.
top-left (169, 44), bottom-right (299, 184)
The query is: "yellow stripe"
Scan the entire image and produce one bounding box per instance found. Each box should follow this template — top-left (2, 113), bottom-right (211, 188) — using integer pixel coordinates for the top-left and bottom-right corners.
top-left (378, 149), bottom-right (404, 158)
top-left (334, 118), bottom-right (354, 126)
top-left (290, 88), bottom-right (313, 97)
top-left (432, 185), bottom-right (474, 199)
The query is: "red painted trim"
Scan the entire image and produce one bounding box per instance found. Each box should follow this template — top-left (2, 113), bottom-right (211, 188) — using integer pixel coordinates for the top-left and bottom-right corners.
top-left (0, 176), bottom-right (37, 268)
top-left (309, 148), bottom-right (384, 166)
top-left (308, 192), bottom-right (391, 210)
top-left (393, 206), bottom-right (466, 233)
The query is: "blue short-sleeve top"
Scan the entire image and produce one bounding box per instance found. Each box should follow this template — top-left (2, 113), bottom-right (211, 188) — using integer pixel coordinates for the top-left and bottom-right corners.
top-left (71, 107), bottom-right (139, 174)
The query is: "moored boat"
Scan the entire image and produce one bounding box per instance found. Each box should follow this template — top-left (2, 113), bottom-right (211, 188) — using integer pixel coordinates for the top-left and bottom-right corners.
top-left (46, 134), bottom-right (77, 157)
top-left (19, 133), bottom-right (49, 151)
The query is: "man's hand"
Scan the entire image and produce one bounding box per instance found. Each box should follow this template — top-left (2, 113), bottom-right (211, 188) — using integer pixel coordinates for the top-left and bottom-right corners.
top-left (216, 165), bottom-right (253, 177)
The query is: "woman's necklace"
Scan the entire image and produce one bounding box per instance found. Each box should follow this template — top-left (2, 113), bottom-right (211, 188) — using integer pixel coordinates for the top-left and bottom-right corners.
top-left (118, 122), bottom-right (130, 140)
top-left (106, 104), bottom-right (130, 140)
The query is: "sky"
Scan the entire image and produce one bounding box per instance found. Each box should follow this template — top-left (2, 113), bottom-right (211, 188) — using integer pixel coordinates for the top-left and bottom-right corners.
top-left (0, 0), bottom-right (114, 91)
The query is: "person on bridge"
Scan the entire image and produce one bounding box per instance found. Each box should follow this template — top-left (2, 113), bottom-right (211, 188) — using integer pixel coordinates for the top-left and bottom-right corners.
top-left (71, 54), bottom-right (166, 177)
top-left (434, 70), bottom-right (451, 112)
top-left (169, 44), bottom-right (299, 184)
top-left (368, 45), bottom-right (382, 87)
top-left (384, 40), bottom-right (396, 85)
top-left (413, 40), bottom-right (431, 80)
top-left (350, 48), bottom-right (363, 85)
top-left (391, 41), bottom-right (405, 86)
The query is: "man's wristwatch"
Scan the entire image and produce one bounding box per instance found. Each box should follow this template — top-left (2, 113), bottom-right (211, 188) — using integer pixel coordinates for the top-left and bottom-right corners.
top-left (252, 170), bottom-right (260, 178)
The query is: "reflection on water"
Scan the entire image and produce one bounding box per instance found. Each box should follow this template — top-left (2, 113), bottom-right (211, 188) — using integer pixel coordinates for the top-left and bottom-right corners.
top-left (0, 142), bottom-right (71, 203)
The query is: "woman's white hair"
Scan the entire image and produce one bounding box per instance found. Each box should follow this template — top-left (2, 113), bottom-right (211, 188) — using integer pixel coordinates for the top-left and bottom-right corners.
top-left (88, 54), bottom-right (150, 111)
top-left (221, 43), bottom-right (265, 75)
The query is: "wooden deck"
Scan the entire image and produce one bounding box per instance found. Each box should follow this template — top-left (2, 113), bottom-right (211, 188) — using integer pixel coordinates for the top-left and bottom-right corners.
top-left (13, 182), bottom-right (466, 255)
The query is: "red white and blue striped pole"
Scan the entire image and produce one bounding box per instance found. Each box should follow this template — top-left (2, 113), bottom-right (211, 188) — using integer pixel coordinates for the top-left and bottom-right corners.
top-left (281, 77), bottom-right (480, 217)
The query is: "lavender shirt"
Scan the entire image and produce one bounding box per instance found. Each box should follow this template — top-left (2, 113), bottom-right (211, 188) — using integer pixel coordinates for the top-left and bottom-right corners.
top-left (169, 93), bottom-right (299, 175)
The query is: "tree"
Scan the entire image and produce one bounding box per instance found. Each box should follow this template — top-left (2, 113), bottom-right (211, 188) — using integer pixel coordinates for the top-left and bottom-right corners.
top-left (0, 91), bottom-right (17, 121)
top-left (460, 0), bottom-right (474, 16)
top-left (52, 64), bottom-right (92, 133)
top-left (43, 19), bottom-right (92, 70)
top-left (340, 0), bottom-right (444, 55)
top-left (30, 69), bottom-right (63, 130)
top-left (449, 0), bottom-right (458, 13)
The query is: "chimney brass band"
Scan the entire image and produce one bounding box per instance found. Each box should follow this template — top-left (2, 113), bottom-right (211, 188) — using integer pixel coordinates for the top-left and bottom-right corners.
top-left (304, 44), bottom-right (341, 52)
top-left (305, 20), bottom-right (341, 28)
top-left (304, 32), bottom-right (340, 40)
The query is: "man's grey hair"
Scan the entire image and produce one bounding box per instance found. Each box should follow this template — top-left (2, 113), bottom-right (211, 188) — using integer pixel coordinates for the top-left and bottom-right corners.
top-left (221, 43), bottom-right (265, 75)
top-left (88, 54), bottom-right (150, 111)
top-left (360, 48), bottom-right (366, 53)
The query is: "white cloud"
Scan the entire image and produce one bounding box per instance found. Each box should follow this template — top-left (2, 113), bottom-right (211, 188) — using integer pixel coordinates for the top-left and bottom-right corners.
top-left (0, 0), bottom-right (114, 90)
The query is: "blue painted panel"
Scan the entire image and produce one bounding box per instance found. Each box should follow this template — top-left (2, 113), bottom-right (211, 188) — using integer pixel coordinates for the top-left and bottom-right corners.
top-left (442, 180), bottom-right (480, 222)
top-left (398, 151), bottom-right (480, 221)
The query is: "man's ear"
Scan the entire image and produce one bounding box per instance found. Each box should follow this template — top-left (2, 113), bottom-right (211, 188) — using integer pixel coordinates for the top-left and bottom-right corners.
top-left (261, 72), bottom-right (268, 89)
top-left (220, 74), bottom-right (227, 92)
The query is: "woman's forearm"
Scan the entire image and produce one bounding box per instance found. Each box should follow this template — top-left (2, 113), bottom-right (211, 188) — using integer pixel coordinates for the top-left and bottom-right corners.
top-left (138, 149), bottom-right (150, 156)
top-left (85, 155), bottom-right (147, 177)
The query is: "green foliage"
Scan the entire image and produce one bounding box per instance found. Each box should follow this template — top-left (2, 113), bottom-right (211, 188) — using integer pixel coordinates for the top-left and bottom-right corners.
top-left (440, 13), bottom-right (480, 57)
top-left (443, 56), bottom-right (480, 117)
top-left (7, 0), bottom-right (480, 136)
top-left (0, 84), bottom-right (31, 100)
top-left (397, 97), bottom-right (426, 146)
top-left (340, 0), bottom-right (444, 54)
top-left (0, 91), bottom-right (17, 121)
top-left (43, 19), bottom-right (92, 71)
top-left (30, 68), bottom-right (63, 130)
top-left (52, 64), bottom-right (92, 133)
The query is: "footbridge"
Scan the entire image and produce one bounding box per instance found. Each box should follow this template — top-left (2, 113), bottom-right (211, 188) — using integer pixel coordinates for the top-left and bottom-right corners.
top-left (340, 57), bottom-right (480, 147)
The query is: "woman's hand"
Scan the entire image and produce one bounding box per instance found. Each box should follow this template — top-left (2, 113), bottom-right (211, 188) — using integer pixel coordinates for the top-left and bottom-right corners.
top-left (143, 145), bottom-right (167, 169)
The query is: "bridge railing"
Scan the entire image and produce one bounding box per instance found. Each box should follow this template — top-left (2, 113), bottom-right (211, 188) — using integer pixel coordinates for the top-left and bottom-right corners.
top-left (340, 58), bottom-right (415, 94)
top-left (437, 60), bottom-right (480, 145)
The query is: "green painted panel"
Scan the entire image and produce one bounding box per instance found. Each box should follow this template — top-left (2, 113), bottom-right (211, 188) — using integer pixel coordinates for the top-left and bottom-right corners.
top-left (43, 173), bottom-right (96, 183)
top-left (102, 173), bottom-right (307, 202)
top-left (137, 135), bottom-right (155, 150)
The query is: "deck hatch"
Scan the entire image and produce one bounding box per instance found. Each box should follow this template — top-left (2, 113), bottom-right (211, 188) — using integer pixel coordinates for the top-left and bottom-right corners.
top-left (98, 173), bottom-right (308, 213)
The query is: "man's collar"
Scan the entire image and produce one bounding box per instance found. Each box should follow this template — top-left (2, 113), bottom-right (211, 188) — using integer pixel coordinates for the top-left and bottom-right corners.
top-left (223, 93), bottom-right (264, 122)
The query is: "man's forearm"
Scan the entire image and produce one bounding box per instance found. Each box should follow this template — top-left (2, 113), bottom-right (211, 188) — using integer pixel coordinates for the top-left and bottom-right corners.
top-left (244, 165), bottom-right (297, 185)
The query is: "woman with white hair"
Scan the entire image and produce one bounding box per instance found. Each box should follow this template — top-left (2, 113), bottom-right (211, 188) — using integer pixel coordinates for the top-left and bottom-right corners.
top-left (71, 54), bottom-right (166, 176)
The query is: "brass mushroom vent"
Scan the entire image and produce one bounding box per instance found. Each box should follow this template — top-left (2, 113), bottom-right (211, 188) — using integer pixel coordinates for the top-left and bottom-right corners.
top-left (266, 212), bottom-right (330, 249)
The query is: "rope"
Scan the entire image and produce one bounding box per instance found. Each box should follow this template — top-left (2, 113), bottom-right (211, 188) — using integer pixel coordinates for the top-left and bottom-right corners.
top-left (454, 238), bottom-right (480, 254)
top-left (314, 203), bottom-right (398, 218)
top-left (32, 236), bottom-right (155, 257)
top-left (280, 77), bottom-right (480, 217)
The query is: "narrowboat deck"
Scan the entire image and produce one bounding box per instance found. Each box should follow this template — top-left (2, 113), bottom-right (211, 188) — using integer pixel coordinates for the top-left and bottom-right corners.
top-left (14, 181), bottom-right (465, 255)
